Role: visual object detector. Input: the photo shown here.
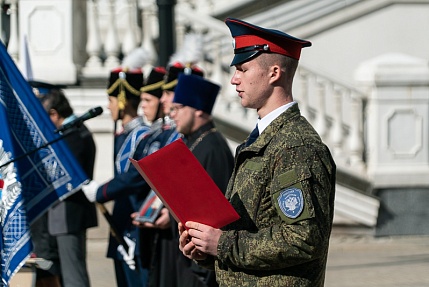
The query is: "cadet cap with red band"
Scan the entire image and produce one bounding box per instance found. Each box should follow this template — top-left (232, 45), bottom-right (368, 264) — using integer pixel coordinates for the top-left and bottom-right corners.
top-left (225, 17), bottom-right (312, 66)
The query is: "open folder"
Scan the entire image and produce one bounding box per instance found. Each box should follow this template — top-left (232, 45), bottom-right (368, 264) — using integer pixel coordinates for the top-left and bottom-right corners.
top-left (130, 139), bottom-right (240, 229)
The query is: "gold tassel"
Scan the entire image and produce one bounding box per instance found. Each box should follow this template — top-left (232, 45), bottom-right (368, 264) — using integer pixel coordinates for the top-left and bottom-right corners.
top-left (118, 83), bottom-right (126, 111)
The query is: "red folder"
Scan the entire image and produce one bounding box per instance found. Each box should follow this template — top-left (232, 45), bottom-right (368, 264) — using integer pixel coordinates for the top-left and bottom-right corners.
top-left (130, 139), bottom-right (240, 229)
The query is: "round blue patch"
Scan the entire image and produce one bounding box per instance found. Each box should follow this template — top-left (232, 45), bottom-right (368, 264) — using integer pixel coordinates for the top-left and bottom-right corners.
top-left (277, 187), bottom-right (304, 219)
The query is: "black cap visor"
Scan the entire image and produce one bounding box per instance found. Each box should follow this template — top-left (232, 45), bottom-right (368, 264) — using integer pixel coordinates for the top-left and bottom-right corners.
top-left (230, 50), bottom-right (262, 66)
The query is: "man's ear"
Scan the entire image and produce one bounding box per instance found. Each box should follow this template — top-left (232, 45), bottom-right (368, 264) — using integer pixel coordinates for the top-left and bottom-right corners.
top-left (194, 109), bottom-right (204, 118)
top-left (48, 109), bottom-right (61, 126)
top-left (269, 65), bottom-right (282, 84)
top-left (48, 108), bottom-right (58, 118)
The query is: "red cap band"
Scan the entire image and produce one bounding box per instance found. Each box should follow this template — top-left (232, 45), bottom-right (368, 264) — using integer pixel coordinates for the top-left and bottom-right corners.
top-left (234, 35), bottom-right (302, 60)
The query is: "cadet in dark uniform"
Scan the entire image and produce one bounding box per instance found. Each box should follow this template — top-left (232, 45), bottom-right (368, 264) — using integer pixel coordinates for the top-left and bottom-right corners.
top-left (131, 65), bottom-right (181, 287)
top-left (179, 18), bottom-right (336, 287)
top-left (139, 65), bottom-right (182, 156)
top-left (160, 62), bottom-right (204, 119)
top-left (133, 64), bottom-right (212, 287)
top-left (171, 73), bottom-right (234, 287)
top-left (171, 73), bottom-right (233, 194)
top-left (30, 81), bottom-right (98, 287)
top-left (82, 68), bottom-right (151, 287)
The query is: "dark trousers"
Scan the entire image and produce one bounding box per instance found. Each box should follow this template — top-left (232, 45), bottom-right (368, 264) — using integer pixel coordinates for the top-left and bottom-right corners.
top-left (114, 257), bottom-right (148, 287)
top-left (56, 231), bottom-right (90, 287)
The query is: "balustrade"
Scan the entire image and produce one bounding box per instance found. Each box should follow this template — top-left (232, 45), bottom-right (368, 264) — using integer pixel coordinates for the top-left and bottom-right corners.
top-left (81, 0), bottom-right (153, 75)
top-left (85, 0), bottom-right (103, 70)
top-left (295, 67), bottom-right (366, 174)
top-left (0, 0), bottom-right (367, 175)
top-left (6, 0), bottom-right (18, 61)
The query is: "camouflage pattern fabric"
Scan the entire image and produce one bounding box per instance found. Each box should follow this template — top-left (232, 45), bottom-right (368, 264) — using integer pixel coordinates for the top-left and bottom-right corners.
top-left (213, 104), bottom-right (336, 286)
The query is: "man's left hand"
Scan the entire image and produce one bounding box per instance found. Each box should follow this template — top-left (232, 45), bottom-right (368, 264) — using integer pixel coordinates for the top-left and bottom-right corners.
top-left (82, 180), bottom-right (99, 202)
top-left (179, 221), bottom-right (221, 258)
top-left (132, 208), bottom-right (171, 230)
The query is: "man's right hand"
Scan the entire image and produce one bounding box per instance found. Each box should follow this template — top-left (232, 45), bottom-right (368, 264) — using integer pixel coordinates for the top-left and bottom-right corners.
top-left (178, 222), bottom-right (208, 261)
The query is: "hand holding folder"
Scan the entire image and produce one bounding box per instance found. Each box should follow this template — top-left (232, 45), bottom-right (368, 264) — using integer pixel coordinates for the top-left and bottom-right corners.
top-left (130, 139), bottom-right (239, 229)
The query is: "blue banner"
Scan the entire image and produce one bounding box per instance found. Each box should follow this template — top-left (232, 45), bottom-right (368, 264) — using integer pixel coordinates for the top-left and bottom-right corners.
top-left (0, 41), bottom-right (89, 286)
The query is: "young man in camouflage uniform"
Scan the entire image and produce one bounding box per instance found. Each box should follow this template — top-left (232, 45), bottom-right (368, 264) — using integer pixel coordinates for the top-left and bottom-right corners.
top-left (179, 18), bottom-right (336, 287)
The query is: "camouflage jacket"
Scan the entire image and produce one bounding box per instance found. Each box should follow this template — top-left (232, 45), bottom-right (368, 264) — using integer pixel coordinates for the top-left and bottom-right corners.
top-left (214, 104), bottom-right (336, 287)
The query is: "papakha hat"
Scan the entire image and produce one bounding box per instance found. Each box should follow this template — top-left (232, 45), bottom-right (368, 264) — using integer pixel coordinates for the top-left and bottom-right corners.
top-left (140, 66), bottom-right (167, 99)
top-left (162, 62), bottom-right (204, 92)
top-left (173, 73), bottom-right (220, 115)
top-left (107, 68), bottom-right (143, 110)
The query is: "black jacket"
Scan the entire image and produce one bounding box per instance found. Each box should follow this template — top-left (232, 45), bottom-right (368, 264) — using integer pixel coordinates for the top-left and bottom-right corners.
top-left (48, 124), bottom-right (98, 235)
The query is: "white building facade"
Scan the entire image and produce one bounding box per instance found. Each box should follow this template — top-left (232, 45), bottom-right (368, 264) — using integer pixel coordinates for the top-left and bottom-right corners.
top-left (1, 0), bottom-right (429, 235)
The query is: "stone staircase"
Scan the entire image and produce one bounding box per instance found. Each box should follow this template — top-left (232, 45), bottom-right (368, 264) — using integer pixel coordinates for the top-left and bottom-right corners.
top-left (3, 0), bottom-right (401, 227)
top-left (67, 0), bottom-right (385, 227)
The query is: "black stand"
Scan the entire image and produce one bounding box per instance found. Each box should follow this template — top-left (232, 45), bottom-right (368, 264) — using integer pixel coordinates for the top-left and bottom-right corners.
top-left (0, 128), bottom-right (75, 169)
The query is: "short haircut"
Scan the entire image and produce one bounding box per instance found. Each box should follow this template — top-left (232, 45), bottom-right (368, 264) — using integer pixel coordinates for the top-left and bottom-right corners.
top-left (256, 53), bottom-right (298, 88)
top-left (39, 89), bottom-right (74, 118)
top-left (126, 95), bottom-right (141, 111)
top-left (258, 53), bottom-right (298, 76)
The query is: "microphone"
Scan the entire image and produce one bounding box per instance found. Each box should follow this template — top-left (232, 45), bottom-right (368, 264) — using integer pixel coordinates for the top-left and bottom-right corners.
top-left (55, 106), bottom-right (103, 133)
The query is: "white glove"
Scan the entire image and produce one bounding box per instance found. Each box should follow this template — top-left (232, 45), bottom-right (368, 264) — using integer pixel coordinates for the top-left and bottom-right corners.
top-left (117, 236), bottom-right (136, 270)
top-left (82, 180), bottom-right (99, 202)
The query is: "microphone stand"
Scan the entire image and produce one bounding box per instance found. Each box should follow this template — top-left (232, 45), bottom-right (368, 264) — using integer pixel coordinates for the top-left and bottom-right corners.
top-left (0, 128), bottom-right (76, 169)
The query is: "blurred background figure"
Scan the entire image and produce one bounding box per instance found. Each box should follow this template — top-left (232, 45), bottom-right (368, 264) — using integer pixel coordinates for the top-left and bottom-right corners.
top-left (30, 80), bottom-right (98, 287)
top-left (82, 67), bottom-right (151, 287)
top-left (170, 73), bottom-right (234, 287)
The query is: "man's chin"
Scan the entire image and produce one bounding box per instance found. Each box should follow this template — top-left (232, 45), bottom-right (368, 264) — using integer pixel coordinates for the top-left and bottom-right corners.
top-left (240, 99), bottom-right (249, 108)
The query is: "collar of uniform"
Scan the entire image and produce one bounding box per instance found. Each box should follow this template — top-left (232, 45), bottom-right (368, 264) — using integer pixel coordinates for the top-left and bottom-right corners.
top-left (185, 121), bottom-right (215, 145)
top-left (242, 103), bottom-right (301, 151)
top-left (258, 101), bottom-right (296, 134)
top-left (162, 116), bottom-right (177, 130)
top-left (123, 117), bottom-right (145, 133)
top-left (149, 118), bottom-right (163, 132)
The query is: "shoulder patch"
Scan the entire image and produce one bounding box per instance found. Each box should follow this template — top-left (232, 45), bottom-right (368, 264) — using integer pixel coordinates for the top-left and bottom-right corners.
top-left (277, 187), bottom-right (304, 219)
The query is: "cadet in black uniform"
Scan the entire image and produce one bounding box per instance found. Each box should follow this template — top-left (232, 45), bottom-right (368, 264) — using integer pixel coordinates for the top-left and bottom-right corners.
top-left (82, 68), bottom-right (151, 287)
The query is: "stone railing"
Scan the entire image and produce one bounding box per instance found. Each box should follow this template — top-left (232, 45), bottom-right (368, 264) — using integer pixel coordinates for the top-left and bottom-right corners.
top-left (295, 66), bottom-right (366, 175)
top-left (4, 1), bottom-right (369, 172)
top-left (0, 0), bottom-right (368, 175)
top-left (211, 64), bottom-right (368, 177)
top-left (2, 0), bottom-right (397, 227)
top-left (5, 0), bottom-right (429, 230)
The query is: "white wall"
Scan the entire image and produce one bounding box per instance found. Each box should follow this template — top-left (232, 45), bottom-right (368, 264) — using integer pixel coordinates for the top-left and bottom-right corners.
top-left (300, 4), bottom-right (429, 86)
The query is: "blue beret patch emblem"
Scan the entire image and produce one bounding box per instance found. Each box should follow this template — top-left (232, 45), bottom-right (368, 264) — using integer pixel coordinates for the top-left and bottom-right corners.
top-left (278, 188), bottom-right (304, 219)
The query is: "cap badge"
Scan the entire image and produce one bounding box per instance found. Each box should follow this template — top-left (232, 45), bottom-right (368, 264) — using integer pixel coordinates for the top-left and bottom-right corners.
top-left (184, 67), bottom-right (192, 75)
top-left (278, 187), bottom-right (304, 219)
top-left (32, 87), bottom-right (40, 97)
top-left (235, 44), bottom-right (270, 54)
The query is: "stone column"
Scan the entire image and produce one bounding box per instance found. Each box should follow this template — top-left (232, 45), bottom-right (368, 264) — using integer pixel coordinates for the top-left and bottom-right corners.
top-left (355, 53), bottom-right (429, 236)
top-left (19, 0), bottom-right (87, 84)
